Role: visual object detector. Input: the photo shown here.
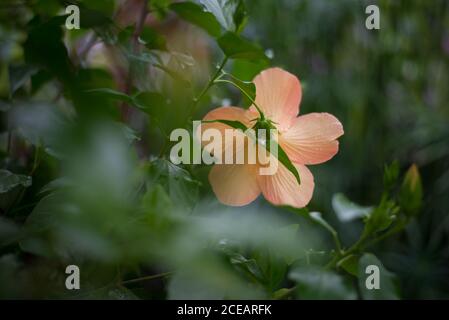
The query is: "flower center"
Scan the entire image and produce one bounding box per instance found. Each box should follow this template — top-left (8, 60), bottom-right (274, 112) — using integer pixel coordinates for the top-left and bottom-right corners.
top-left (251, 118), bottom-right (278, 146)
top-left (252, 118), bottom-right (277, 132)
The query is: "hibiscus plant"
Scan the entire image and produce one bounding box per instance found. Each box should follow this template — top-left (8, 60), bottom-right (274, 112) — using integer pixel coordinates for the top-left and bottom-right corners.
top-left (0, 0), bottom-right (434, 300)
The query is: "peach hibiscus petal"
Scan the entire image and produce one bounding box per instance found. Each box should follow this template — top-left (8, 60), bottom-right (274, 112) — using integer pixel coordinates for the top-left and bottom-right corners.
top-left (251, 68), bottom-right (302, 130)
top-left (209, 164), bottom-right (260, 206)
top-left (280, 113), bottom-right (344, 165)
top-left (256, 163), bottom-right (314, 208)
top-left (202, 106), bottom-right (253, 127)
top-left (198, 106), bottom-right (253, 158)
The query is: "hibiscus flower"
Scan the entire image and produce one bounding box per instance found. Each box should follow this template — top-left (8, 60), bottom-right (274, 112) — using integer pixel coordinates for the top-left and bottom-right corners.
top-left (200, 67), bottom-right (344, 208)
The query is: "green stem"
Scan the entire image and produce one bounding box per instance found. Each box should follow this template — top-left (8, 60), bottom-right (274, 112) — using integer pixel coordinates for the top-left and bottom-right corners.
top-left (325, 218), bottom-right (409, 270)
top-left (325, 232), bottom-right (368, 270)
top-left (191, 56), bottom-right (229, 115)
top-left (121, 271), bottom-right (172, 285)
top-left (331, 230), bottom-right (343, 255)
top-left (304, 212), bottom-right (343, 256)
top-left (214, 79), bottom-right (265, 120)
top-left (274, 286), bottom-right (297, 300)
top-left (364, 219), bottom-right (408, 248)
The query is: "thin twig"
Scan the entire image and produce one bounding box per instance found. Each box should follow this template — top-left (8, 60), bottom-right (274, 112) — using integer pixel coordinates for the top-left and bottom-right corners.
top-left (190, 56), bottom-right (229, 116)
top-left (121, 271), bottom-right (172, 285)
top-left (324, 234), bottom-right (367, 270)
top-left (214, 78), bottom-right (264, 119)
top-left (274, 286), bottom-right (297, 300)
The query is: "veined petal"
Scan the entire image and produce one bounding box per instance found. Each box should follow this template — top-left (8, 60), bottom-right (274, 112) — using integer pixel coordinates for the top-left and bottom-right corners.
top-left (202, 106), bottom-right (253, 127)
top-left (251, 68), bottom-right (302, 130)
top-left (198, 106), bottom-right (253, 161)
top-left (209, 164), bottom-right (260, 206)
top-left (280, 113), bottom-right (344, 165)
top-left (257, 163), bottom-right (314, 208)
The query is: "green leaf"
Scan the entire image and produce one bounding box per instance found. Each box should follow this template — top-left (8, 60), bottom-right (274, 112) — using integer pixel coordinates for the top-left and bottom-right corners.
top-left (141, 184), bottom-right (174, 231)
top-left (199, 0), bottom-right (247, 32)
top-left (19, 193), bottom-right (65, 258)
top-left (399, 164), bottom-right (422, 217)
top-left (228, 253), bottom-right (265, 284)
top-left (87, 89), bottom-right (169, 119)
top-left (139, 27), bottom-right (167, 50)
top-left (117, 123), bottom-right (141, 143)
top-left (117, 26), bottom-right (134, 45)
top-left (20, 192), bottom-right (119, 261)
top-left (24, 16), bottom-right (72, 80)
top-left (79, 6), bottom-right (112, 28)
top-left (132, 91), bottom-right (171, 126)
top-left (278, 224), bottom-right (300, 265)
top-left (308, 212), bottom-right (337, 239)
top-left (219, 74), bottom-right (256, 107)
top-left (332, 193), bottom-right (373, 222)
top-left (127, 51), bottom-right (193, 87)
top-left (86, 90), bottom-right (162, 129)
top-left (337, 254), bottom-right (359, 277)
top-left (358, 253), bottom-right (399, 299)
top-left (201, 119), bottom-right (301, 186)
top-left (308, 211), bottom-right (342, 254)
top-left (33, 0), bottom-right (61, 16)
top-left (9, 101), bottom-right (66, 149)
top-left (253, 249), bottom-right (287, 291)
top-left (86, 88), bottom-right (134, 104)
top-left (0, 254), bottom-right (23, 298)
top-left (231, 59), bottom-right (270, 82)
top-left (273, 287), bottom-right (294, 300)
top-left (39, 177), bottom-right (73, 194)
top-left (153, 63), bottom-right (192, 87)
top-left (217, 32), bottom-right (267, 60)
top-left (289, 267), bottom-right (356, 299)
top-left (80, 0), bottom-right (116, 16)
top-left (142, 184), bottom-right (172, 215)
top-left (8, 64), bottom-right (38, 97)
top-left (232, 0), bottom-right (248, 34)
top-left (364, 197), bottom-right (398, 234)
top-left (147, 159), bottom-right (200, 213)
top-left (168, 271), bottom-right (225, 299)
top-left (0, 170), bottom-right (32, 193)
top-left (202, 119), bottom-right (248, 131)
top-left (132, 91), bottom-right (166, 113)
top-left (150, 0), bottom-right (171, 17)
top-left (383, 160), bottom-right (400, 191)
top-left (268, 138), bottom-right (301, 186)
top-left (170, 2), bottom-right (222, 37)
top-left (171, 51), bottom-right (196, 68)
top-left (0, 217), bottom-right (20, 247)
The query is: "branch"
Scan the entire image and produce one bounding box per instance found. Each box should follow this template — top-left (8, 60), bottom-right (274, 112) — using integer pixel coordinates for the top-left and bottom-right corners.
top-left (121, 271), bottom-right (172, 285)
top-left (190, 56), bottom-right (229, 116)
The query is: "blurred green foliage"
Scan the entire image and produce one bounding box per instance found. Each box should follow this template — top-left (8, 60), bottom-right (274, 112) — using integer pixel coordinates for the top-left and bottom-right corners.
top-left (0, 0), bottom-right (448, 299)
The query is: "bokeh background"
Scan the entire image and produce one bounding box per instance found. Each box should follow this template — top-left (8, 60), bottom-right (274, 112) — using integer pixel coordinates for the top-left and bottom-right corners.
top-left (0, 0), bottom-right (448, 299)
